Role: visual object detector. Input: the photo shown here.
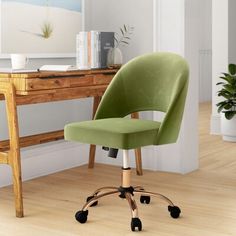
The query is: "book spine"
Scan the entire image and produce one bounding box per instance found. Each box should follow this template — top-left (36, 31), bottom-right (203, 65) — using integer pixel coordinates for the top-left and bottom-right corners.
top-left (90, 31), bottom-right (95, 68)
top-left (100, 32), bottom-right (115, 68)
top-left (98, 32), bottom-right (102, 68)
top-left (87, 32), bottom-right (91, 69)
top-left (76, 32), bottom-right (90, 70)
top-left (76, 33), bottom-right (80, 68)
top-left (91, 31), bottom-right (99, 69)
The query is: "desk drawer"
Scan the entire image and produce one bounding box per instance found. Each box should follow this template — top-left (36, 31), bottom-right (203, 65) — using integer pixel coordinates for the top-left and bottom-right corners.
top-left (26, 77), bottom-right (70, 90)
top-left (26, 75), bottom-right (95, 91)
top-left (69, 75), bottom-right (94, 87)
top-left (94, 74), bottom-right (114, 85)
top-left (24, 74), bottom-right (114, 91)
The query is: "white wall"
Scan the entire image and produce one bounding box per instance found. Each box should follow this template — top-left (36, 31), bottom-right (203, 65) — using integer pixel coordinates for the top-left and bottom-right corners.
top-left (86, 0), bottom-right (153, 63)
top-left (211, 0), bottom-right (228, 134)
top-left (199, 0), bottom-right (212, 50)
top-left (182, 0), bottom-right (200, 172)
top-left (198, 0), bottom-right (212, 102)
top-left (155, 0), bottom-right (184, 55)
top-left (153, 0), bottom-right (185, 173)
top-left (152, 0), bottom-right (199, 173)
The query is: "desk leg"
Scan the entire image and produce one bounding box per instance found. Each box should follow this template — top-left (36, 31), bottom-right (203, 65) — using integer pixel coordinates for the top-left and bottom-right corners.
top-left (131, 113), bottom-right (143, 176)
top-left (0, 83), bottom-right (23, 217)
top-left (88, 96), bottom-right (102, 169)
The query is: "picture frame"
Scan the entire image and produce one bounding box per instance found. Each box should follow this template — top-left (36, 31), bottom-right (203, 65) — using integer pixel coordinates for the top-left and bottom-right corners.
top-left (0, 0), bottom-right (85, 58)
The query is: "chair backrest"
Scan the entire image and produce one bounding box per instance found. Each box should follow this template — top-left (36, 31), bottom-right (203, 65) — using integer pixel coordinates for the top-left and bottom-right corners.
top-left (95, 52), bottom-right (189, 145)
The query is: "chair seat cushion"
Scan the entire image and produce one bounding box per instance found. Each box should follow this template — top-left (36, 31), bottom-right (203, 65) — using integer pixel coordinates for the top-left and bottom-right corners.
top-left (64, 118), bottom-right (161, 149)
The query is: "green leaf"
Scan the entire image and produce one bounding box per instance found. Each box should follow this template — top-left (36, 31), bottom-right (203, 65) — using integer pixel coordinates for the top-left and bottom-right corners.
top-left (216, 101), bottom-right (228, 106)
top-left (222, 73), bottom-right (230, 77)
top-left (115, 24), bottom-right (134, 48)
top-left (225, 111), bottom-right (236, 120)
top-left (223, 84), bottom-right (235, 94)
top-left (216, 100), bottom-right (234, 113)
top-left (121, 41), bottom-right (129, 45)
top-left (224, 103), bottom-right (233, 110)
top-left (120, 27), bottom-right (124, 36)
top-left (41, 21), bottom-right (53, 39)
top-left (217, 104), bottom-right (226, 113)
top-left (219, 76), bottom-right (227, 80)
top-left (216, 82), bottom-right (225, 85)
top-left (217, 88), bottom-right (231, 94)
top-left (219, 76), bottom-right (233, 84)
top-left (229, 64), bottom-right (236, 75)
top-left (217, 91), bottom-right (232, 99)
top-left (114, 36), bottom-right (118, 43)
top-left (218, 106), bottom-right (223, 113)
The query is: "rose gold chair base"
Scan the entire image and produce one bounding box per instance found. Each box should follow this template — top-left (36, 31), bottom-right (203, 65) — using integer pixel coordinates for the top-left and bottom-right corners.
top-left (75, 150), bottom-right (181, 231)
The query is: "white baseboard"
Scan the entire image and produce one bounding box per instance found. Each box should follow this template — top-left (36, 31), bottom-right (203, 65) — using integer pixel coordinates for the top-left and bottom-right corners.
top-left (0, 141), bottom-right (88, 187)
top-left (0, 140), bottom-right (196, 188)
top-left (0, 142), bottom-right (157, 188)
top-left (210, 114), bottom-right (221, 135)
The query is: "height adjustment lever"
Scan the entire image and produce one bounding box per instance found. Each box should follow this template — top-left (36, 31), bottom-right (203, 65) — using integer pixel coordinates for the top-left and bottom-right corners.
top-left (102, 147), bottom-right (119, 158)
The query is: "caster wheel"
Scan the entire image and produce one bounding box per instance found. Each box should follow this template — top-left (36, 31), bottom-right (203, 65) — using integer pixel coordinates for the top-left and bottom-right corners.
top-left (168, 205), bottom-right (181, 218)
top-left (87, 196), bottom-right (98, 207)
top-left (140, 195), bottom-right (151, 204)
top-left (131, 218), bottom-right (142, 231)
top-left (75, 210), bottom-right (88, 223)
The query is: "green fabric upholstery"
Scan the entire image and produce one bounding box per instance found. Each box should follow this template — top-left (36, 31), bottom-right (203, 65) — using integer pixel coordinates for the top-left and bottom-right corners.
top-left (65, 118), bottom-right (160, 149)
top-left (64, 52), bottom-right (189, 149)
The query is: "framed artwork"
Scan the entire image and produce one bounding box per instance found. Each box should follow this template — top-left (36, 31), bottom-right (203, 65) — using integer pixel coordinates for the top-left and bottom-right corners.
top-left (0, 0), bottom-right (84, 58)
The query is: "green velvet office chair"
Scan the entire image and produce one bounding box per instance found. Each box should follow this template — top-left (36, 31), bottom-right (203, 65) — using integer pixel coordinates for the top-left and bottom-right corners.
top-left (64, 52), bottom-right (189, 231)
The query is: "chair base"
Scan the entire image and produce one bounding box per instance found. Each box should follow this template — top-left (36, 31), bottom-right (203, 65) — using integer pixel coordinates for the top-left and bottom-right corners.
top-left (75, 151), bottom-right (181, 231)
top-left (75, 185), bottom-right (181, 231)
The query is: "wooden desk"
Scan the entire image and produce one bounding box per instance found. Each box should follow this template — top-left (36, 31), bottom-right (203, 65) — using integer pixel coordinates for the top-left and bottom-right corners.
top-left (0, 69), bottom-right (142, 218)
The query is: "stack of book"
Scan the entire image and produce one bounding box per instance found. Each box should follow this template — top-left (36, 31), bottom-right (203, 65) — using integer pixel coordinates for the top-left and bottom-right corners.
top-left (76, 31), bottom-right (114, 70)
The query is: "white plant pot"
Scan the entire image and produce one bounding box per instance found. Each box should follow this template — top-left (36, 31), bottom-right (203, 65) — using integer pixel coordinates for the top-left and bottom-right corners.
top-left (220, 113), bottom-right (236, 142)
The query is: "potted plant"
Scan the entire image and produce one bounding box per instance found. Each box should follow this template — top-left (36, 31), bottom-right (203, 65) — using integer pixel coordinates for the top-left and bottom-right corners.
top-left (216, 63), bottom-right (236, 141)
top-left (107, 24), bottom-right (134, 68)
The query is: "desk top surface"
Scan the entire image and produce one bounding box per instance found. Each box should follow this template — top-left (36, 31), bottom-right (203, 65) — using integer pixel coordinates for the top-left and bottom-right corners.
top-left (0, 68), bottom-right (118, 104)
top-left (0, 68), bottom-right (118, 79)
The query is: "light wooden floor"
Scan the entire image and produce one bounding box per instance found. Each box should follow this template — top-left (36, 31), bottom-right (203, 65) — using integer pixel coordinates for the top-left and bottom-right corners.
top-left (199, 103), bottom-right (236, 173)
top-left (0, 102), bottom-right (236, 236)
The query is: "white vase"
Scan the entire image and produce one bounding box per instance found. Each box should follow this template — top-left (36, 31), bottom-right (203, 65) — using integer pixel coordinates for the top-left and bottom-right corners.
top-left (220, 113), bottom-right (236, 142)
top-left (107, 47), bottom-right (123, 68)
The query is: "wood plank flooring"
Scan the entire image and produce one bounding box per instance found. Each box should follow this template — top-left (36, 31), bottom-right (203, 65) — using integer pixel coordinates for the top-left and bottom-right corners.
top-left (199, 102), bottom-right (236, 173)
top-left (0, 102), bottom-right (235, 236)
